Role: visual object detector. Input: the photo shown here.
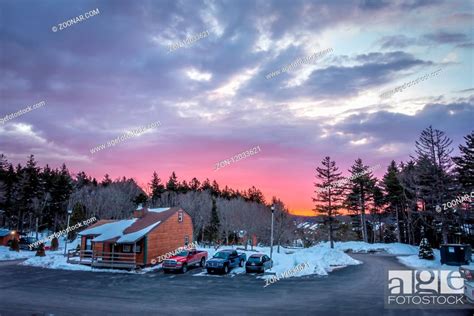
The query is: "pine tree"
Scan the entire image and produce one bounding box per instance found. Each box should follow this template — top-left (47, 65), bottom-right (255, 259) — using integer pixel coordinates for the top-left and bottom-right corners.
top-left (189, 177), bottom-right (201, 191)
top-left (200, 178), bottom-right (212, 191)
top-left (313, 156), bottom-right (344, 248)
top-left (50, 164), bottom-right (73, 231)
top-left (413, 126), bottom-right (455, 244)
top-left (149, 172), bottom-right (165, 204)
top-left (418, 238), bottom-right (434, 260)
top-left (69, 202), bottom-right (87, 239)
top-left (382, 161), bottom-right (404, 243)
top-left (132, 193), bottom-right (148, 206)
top-left (344, 158), bottom-right (377, 243)
top-left (101, 174), bottom-right (112, 187)
top-left (16, 155), bottom-right (41, 231)
top-left (453, 131), bottom-right (474, 192)
top-left (207, 198), bottom-right (220, 242)
top-left (166, 172), bottom-right (178, 191)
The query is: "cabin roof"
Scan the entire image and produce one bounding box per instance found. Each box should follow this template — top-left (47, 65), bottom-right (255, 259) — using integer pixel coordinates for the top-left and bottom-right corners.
top-left (79, 207), bottom-right (184, 243)
top-left (0, 229), bottom-right (12, 237)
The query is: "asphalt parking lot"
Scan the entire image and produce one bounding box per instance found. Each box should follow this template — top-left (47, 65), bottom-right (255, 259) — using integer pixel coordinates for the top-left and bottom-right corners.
top-left (0, 254), bottom-right (472, 316)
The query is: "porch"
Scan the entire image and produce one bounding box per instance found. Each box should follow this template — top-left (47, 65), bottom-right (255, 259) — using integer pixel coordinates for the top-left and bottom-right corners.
top-left (67, 249), bottom-right (137, 269)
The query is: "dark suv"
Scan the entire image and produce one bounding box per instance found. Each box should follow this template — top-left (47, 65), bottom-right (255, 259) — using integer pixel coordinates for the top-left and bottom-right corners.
top-left (19, 237), bottom-right (40, 250)
top-left (245, 254), bottom-right (273, 273)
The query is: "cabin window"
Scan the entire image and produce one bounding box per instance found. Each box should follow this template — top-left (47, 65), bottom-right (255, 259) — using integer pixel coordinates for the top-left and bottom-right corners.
top-left (122, 244), bottom-right (132, 253)
top-left (134, 245), bottom-right (141, 253)
top-left (184, 236), bottom-right (189, 245)
top-left (178, 211), bottom-right (183, 222)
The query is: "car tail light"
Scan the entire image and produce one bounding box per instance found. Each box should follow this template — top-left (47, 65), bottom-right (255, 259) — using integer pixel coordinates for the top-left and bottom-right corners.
top-left (465, 270), bottom-right (472, 280)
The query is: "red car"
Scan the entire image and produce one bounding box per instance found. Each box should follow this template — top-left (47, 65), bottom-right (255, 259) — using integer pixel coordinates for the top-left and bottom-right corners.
top-left (162, 248), bottom-right (208, 273)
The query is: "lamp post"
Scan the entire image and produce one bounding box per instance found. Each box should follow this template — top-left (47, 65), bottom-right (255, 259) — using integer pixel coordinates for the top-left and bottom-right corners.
top-left (63, 209), bottom-right (73, 256)
top-left (270, 204), bottom-right (274, 260)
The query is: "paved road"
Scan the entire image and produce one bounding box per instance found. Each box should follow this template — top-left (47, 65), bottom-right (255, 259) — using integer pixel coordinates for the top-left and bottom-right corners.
top-left (0, 254), bottom-right (472, 316)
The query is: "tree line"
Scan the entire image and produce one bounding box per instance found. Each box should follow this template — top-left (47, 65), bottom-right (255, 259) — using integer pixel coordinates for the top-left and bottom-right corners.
top-left (0, 157), bottom-right (294, 248)
top-left (313, 127), bottom-right (473, 248)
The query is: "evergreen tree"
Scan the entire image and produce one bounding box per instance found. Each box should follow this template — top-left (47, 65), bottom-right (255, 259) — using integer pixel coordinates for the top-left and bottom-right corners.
top-left (418, 237), bottom-right (434, 260)
top-left (149, 172), bottom-right (165, 204)
top-left (16, 155), bottom-right (41, 231)
top-left (453, 131), bottom-right (474, 192)
top-left (49, 164), bottom-right (73, 231)
top-left (166, 172), bottom-right (178, 191)
top-left (132, 193), bottom-right (148, 206)
top-left (75, 171), bottom-right (91, 189)
top-left (382, 161), bottom-right (404, 243)
top-left (101, 174), bottom-right (112, 187)
top-left (69, 202), bottom-right (87, 239)
top-left (344, 158), bottom-right (377, 243)
top-left (200, 178), bottom-right (212, 191)
top-left (246, 186), bottom-right (265, 204)
top-left (211, 180), bottom-right (220, 197)
top-left (413, 126), bottom-right (455, 243)
top-left (189, 177), bottom-right (201, 191)
top-left (313, 156), bottom-right (344, 248)
top-left (207, 198), bottom-right (220, 242)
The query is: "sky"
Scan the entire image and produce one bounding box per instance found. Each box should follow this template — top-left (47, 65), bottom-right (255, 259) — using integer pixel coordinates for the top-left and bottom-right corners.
top-left (0, 0), bottom-right (473, 216)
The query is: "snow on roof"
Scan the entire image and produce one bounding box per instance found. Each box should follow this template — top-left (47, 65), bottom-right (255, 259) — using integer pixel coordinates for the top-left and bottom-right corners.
top-left (0, 229), bottom-right (12, 237)
top-left (148, 207), bottom-right (171, 213)
top-left (116, 221), bottom-right (161, 243)
top-left (80, 219), bottom-right (137, 242)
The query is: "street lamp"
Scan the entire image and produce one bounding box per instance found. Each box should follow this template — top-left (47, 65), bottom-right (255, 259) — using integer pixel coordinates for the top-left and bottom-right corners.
top-left (270, 205), bottom-right (275, 260)
top-left (63, 209), bottom-right (73, 256)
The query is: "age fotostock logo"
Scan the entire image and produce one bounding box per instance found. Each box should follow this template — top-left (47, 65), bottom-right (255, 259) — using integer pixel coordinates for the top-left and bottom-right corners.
top-left (386, 270), bottom-right (465, 309)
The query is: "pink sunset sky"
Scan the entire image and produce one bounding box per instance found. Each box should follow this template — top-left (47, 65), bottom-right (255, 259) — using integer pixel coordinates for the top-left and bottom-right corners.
top-left (1, 1), bottom-right (473, 216)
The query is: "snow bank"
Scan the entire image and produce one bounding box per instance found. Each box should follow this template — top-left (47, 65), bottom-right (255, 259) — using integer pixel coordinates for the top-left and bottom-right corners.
top-left (196, 244), bottom-right (361, 279)
top-left (397, 249), bottom-right (474, 270)
top-left (21, 241), bottom-right (361, 278)
top-left (0, 246), bottom-right (36, 261)
top-left (321, 241), bottom-right (419, 255)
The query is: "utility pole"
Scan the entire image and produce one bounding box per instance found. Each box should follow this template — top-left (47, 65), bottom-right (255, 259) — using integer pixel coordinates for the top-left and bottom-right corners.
top-left (270, 205), bottom-right (275, 260)
top-left (63, 209), bottom-right (72, 256)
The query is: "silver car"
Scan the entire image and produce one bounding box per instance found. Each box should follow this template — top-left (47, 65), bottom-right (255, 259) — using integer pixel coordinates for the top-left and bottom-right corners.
top-left (459, 266), bottom-right (474, 303)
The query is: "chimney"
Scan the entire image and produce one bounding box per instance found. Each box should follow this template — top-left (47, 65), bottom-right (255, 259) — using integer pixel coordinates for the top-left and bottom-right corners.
top-left (133, 204), bottom-right (149, 218)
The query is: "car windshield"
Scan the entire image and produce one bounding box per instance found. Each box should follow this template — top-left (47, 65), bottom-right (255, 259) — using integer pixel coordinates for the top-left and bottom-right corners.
top-left (248, 256), bottom-right (262, 263)
top-left (21, 237), bottom-right (36, 243)
top-left (176, 250), bottom-right (188, 257)
top-left (213, 252), bottom-right (229, 259)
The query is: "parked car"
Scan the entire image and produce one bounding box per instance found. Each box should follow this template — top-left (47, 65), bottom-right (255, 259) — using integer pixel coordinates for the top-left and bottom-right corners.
top-left (245, 254), bottom-right (273, 274)
top-left (459, 266), bottom-right (474, 303)
top-left (162, 249), bottom-right (208, 273)
top-left (19, 237), bottom-right (40, 251)
top-left (206, 249), bottom-right (246, 274)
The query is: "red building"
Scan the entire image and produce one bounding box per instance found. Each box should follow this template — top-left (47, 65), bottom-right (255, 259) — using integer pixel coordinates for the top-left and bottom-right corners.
top-left (70, 206), bottom-right (193, 269)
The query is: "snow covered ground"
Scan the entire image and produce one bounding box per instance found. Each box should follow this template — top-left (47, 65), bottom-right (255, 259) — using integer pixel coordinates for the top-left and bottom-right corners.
top-left (9, 238), bottom-right (474, 277)
top-left (320, 241), bottom-right (419, 255)
top-left (397, 249), bottom-right (474, 270)
top-left (17, 241), bottom-right (361, 278)
top-left (195, 244), bottom-right (361, 279)
top-left (0, 246), bottom-right (37, 261)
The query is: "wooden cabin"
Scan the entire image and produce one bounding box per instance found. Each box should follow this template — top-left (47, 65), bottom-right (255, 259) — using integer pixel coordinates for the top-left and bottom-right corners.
top-left (0, 229), bottom-right (18, 246)
top-left (73, 206), bottom-right (193, 269)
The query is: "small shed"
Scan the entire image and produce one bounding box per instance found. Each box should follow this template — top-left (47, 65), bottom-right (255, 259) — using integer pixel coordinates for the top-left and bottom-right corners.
top-left (73, 206), bottom-right (193, 269)
top-left (0, 229), bottom-right (17, 246)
